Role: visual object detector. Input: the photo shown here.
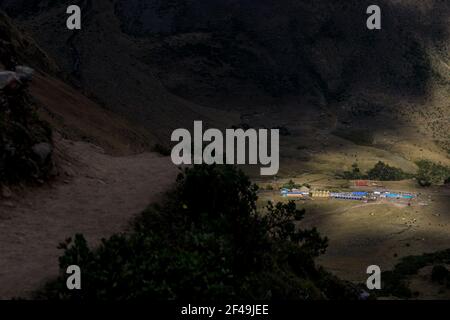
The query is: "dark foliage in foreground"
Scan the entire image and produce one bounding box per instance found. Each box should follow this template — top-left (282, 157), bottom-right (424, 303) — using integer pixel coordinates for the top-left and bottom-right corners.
top-left (36, 165), bottom-right (359, 300)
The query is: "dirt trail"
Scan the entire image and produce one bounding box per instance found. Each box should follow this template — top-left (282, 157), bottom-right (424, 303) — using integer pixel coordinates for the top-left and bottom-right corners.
top-left (0, 139), bottom-right (178, 299)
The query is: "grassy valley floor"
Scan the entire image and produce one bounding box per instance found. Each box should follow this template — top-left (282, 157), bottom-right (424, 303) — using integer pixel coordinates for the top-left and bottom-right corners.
top-left (257, 175), bottom-right (450, 293)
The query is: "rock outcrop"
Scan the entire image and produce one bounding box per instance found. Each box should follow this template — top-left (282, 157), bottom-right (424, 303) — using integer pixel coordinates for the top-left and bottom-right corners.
top-left (0, 12), bottom-right (54, 185)
top-left (0, 75), bottom-right (53, 184)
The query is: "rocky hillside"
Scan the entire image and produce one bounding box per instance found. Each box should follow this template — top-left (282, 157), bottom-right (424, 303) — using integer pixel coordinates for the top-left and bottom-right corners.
top-left (0, 0), bottom-right (238, 141)
top-left (0, 9), bottom-right (162, 186)
top-left (0, 81), bottom-right (53, 184)
top-left (0, 12), bottom-right (54, 184)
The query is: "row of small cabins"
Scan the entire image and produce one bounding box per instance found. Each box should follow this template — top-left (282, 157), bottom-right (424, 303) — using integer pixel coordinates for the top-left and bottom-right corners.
top-left (280, 188), bottom-right (415, 201)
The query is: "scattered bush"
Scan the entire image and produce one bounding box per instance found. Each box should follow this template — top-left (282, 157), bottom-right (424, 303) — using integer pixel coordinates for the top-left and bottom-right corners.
top-left (367, 161), bottom-right (412, 181)
top-left (282, 179), bottom-right (301, 189)
top-left (341, 163), bottom-right (365, 180)
top-left (281, 180), bottom-right (310, 190)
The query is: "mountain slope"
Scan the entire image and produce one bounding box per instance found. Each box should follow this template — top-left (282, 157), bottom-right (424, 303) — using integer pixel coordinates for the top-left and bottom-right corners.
top-left (0, 9), bottom-right (160, 155)
top-left (2, 0), bottom-right (449, 171)
top-left (0, 11), bottom-right (180, 298)
top-left (0, 0), bottom-right (238, 141)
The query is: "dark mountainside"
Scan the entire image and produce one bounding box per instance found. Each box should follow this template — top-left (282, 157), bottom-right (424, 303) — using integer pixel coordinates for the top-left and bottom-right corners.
top-left (0, 0), bottom-right (239, 141)
top-left (1, 0), bottom-right (448, 158)
top-left (115, 0), bottom-right (450, 145)
top-left (116, 0), bottom-right (447, 100)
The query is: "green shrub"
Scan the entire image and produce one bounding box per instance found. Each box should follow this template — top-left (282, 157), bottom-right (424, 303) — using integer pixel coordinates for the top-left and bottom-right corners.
top-left (282, 179), bottom-right (301, 189)
top-left (281, 180), bottom-right (311, 190)
top-left (341, 163), bottom-right (365, 180)
top-left (340, 162), bottom-right (411, 181)
top-left (367, 161), bottom-right (411, 181)
top-left (416, 160), bottom-right (450, 187)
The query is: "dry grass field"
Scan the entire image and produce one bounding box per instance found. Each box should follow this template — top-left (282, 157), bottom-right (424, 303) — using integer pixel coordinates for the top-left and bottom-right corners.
top-left (257, 174), bottom-right (450, 296)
